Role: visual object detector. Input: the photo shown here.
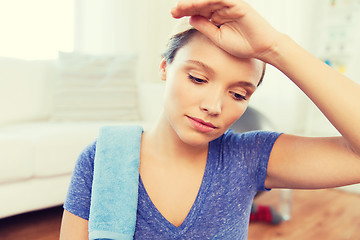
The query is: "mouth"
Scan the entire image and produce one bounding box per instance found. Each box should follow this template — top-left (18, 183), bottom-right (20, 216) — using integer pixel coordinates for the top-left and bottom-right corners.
top-left (186, 116), bottom-right (217, 133)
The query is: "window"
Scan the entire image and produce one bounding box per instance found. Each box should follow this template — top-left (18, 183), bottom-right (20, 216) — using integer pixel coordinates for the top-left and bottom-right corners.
top-left (0, 0), bottom-right (74, 60)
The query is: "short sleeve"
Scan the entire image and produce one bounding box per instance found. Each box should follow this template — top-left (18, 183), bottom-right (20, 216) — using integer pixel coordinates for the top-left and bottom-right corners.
top-left (63, 141), bottom-right (96, 220)
top-left (223, 130), bottom-right (281, 192)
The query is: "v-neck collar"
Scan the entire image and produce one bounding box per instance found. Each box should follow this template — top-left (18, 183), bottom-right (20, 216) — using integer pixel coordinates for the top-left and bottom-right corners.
top-left (138, 140), bottom-right (217, 236)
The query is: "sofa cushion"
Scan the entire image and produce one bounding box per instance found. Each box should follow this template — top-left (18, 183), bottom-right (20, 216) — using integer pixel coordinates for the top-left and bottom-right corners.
top-left (0, 122), bottom-right (143, 180)
top-left (0, 175), bottom-right (72, 219)
top-left (0, 135), bottom-right (34, 184)
top-left (51, 52), bottom-right (140, 121)
top-left (0, 58), bottom-right (55, 125)
top-left (32, 123), bottom-right (101, 177)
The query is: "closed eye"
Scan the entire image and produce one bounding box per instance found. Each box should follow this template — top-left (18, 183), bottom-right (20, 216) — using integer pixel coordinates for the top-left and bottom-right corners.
top-left (230, 91), bottom-right (247, 101)
top-left (188, 74), bottom-right (207, 84)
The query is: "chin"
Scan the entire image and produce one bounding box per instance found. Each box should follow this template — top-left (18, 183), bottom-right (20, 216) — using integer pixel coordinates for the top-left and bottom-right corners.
top-left (177, 130), bottom-right (222, 147)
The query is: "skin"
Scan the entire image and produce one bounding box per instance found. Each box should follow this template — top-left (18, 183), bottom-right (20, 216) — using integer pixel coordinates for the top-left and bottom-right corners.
top-left (60, 0), bottom-right (360, 238)
top-left (140, 32), bottom-right (263, 227)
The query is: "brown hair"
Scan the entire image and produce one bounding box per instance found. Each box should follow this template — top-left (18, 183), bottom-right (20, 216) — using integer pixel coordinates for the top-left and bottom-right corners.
top-left (162, 28), bottom-right (266, 87)
top-left (162, 28), bottom-right (198, 64)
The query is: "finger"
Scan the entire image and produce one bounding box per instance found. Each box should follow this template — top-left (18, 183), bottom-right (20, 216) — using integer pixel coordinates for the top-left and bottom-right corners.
top-left (189, 15), bottom-right (221, 45)
top-left (171, 0), bottom-right (225, 19)
top-left (210, 2), bottom-right (247, 25)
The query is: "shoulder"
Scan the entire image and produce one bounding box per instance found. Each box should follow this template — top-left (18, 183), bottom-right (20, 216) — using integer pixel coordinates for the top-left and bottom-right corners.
top-left (210, 130), bottom-right (281, 165)
top-left (221, 129), bottom-right (281, 150)
top-left (72, 141), bottom-right (97, 179)
top-left (64, 140), bottom-right (98, 220)
top-left (79, 140), bottom-right (97, 161)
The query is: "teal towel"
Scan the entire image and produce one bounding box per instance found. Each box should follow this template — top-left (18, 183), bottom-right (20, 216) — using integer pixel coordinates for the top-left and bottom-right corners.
top-left (89, 125), bottom-right (143, 240)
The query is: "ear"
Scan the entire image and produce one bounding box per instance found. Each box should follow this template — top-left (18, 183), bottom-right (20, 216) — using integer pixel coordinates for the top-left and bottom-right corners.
top-left (159, 58), bottom-right (167, 81)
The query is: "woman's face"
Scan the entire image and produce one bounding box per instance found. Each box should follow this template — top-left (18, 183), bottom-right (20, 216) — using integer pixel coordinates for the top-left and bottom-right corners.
top-left (160, 32), bottom-right (263, 147)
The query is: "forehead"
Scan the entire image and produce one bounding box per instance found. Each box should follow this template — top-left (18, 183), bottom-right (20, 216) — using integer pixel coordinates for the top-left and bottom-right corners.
top-left (172, 32), bottom-right (263, 85)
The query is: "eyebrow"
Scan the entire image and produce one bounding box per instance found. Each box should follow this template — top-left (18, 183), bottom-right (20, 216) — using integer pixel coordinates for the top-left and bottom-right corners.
top-left (186, 60), bottom-right (215, 76)
top-left (186, 59), bottom-right (257, 90)
top-left (232, 81), bottom-right (257, 91)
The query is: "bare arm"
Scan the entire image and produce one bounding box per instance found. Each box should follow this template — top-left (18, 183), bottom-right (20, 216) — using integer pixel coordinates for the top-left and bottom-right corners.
top-left (59, 210), bottom-right (88, 240)
top-left (172, 0), bottom-right (360, 189)
top-left (263, 34), bottom-right (360, 189)
top-left (266, 135), bottom-right (360, 189)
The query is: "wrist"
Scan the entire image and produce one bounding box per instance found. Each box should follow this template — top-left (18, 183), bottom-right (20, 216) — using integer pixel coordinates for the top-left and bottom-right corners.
top-left (258, 33), bottom-right (293, 67)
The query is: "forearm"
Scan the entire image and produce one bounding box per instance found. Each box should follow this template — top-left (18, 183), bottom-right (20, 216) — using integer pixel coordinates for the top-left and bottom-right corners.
top-left (264, 34), bottom-right (360, 153)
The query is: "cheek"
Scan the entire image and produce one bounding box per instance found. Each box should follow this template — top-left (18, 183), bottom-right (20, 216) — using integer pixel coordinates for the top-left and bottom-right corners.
top-left (223, 101), bottom-right (248, 128)
top-left (163, 81), bottom-right (185, 110)
top-left (163, 81), bottom-right (188, 122)
top-left (164, 75), bottom-right (198, 110)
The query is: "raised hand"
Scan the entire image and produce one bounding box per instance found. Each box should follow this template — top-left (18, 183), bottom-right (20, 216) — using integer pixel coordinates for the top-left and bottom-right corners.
top-left (171, 0), bottom-right (282, 63)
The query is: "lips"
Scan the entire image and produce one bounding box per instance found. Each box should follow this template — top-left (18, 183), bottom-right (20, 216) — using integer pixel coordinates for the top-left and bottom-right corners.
top-left (189, 116), bottom-right (216, 128)
top-left (187, 116), bottom-right (217, 133)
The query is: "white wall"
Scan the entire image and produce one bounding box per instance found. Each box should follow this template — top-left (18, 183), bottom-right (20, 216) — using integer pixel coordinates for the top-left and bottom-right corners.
top-left (244, 0), bottom-right (315, 134)
top-left (74, 0), bottom-right (177, 83)
top-left (298, 0), bottom-right (360, 137)
top-left (0, 0), bottom-right (74, 60)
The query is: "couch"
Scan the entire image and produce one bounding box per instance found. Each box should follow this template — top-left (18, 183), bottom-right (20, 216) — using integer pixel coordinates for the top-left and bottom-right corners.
top-left (0, 55), bottom-right (165, 219)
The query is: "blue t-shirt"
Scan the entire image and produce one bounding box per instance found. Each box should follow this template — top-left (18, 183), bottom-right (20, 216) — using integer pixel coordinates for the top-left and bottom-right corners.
top-left (64, 130), bottom-right (281, 239)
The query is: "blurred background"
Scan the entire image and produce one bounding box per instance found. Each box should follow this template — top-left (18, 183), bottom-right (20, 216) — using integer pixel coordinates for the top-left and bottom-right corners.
top-left (1, 0), bottom-right (360, 234)
top-left (2, 0), bottom-right (360, 134)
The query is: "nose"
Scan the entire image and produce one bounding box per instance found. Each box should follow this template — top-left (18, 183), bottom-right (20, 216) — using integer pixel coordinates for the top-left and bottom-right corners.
top-left (200, 89), bottom-right (222, 116)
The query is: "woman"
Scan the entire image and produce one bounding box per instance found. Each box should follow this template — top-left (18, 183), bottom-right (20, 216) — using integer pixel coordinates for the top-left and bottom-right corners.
top-left (60, 0), bottom-right (360, 239)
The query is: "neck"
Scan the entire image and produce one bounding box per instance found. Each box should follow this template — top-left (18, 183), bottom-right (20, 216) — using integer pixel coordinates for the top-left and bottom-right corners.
top-left (143, 113), bottom-right (209, 164)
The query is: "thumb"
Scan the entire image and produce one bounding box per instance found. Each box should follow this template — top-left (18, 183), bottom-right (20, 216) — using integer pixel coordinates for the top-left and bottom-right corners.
top-left (189, 16), bottom-right (220, 45)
